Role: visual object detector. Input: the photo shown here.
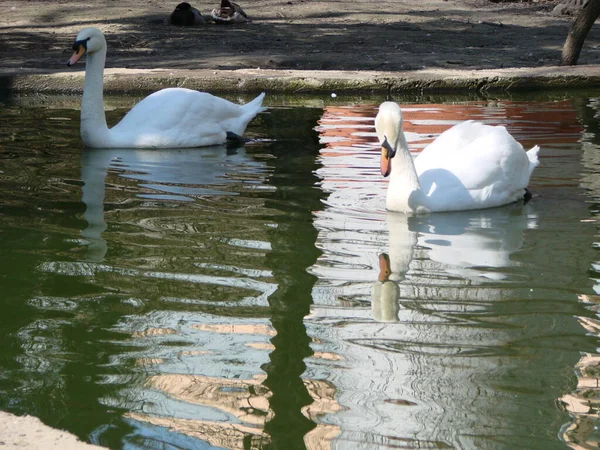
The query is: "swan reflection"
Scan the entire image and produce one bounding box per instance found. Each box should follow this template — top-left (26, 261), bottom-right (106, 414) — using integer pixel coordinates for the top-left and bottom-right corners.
top-left (372, 204), bottom-right (538, 322)
top-left (79, 145), bottom-right (264, 261)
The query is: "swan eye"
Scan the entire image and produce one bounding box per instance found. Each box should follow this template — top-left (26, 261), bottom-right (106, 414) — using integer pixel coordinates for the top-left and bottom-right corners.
top-left (72, 38), bottom-right (90, 53)
top-left (67, 37), bottom-right (91, 66)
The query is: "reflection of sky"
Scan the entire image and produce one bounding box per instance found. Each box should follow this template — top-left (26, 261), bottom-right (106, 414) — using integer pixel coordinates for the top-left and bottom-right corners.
top-left (308, 100), bottom-right (598, 449)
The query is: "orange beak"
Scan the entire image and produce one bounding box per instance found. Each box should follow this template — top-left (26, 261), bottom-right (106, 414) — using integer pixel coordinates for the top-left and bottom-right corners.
top-left (378, 253), bottom-right (391, 282)
top-left (380, 136), bottom-right (395, 177)
top-left (67, 44), bottom-right (86, 66)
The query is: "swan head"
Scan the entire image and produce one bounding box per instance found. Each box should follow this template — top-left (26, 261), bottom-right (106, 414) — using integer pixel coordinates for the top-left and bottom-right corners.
top-left (375, 102), bottom-right (403, 177)
top-left (67, 27), bottom-right (106, 66)
top-left (378, 253), bottom-right (392, 282)
top-left (371, 253), bottom-right (400, 322)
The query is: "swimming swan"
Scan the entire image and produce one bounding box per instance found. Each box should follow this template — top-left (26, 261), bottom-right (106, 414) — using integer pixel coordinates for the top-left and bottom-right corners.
top-left (67, 27), bottom-right (266, 148)
top-left (375, 102), bottom-right (540, 213)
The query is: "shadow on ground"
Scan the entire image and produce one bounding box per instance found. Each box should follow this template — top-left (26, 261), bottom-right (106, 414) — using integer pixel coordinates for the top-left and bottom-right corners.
top-left (1, 0), bottom-right (598, 72)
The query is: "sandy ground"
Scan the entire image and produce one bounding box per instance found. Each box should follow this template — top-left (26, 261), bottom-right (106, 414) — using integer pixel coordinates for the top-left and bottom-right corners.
top-left (0, 0), bottom-right (598, 447)
top-left (0, 411), bottom-right (105, 449)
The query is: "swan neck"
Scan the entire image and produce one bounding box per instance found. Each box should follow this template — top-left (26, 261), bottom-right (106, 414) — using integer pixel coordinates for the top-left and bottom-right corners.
top-left (390, 132), bottom-right (421, 189)
top-left (385, 131), bottom-right (425, 213)
top-left (81, 49), bottom-right (110, 145)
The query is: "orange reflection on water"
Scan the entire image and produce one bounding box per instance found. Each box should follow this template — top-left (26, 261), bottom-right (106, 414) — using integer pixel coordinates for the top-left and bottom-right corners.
top-left (192, 323), bottom-right (277, 336)
top-left (317, 99), bottom-right (582, 154)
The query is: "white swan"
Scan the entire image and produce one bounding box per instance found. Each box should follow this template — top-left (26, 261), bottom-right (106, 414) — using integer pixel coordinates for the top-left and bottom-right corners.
top-left (374, 102), bottom-right (540, 213)
top-left (67, 27), bottom-right (266, 148)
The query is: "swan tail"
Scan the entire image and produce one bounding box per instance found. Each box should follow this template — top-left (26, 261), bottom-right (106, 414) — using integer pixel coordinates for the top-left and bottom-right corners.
top-left (526, 145), bottom-right (540, 176)
top-left (241, 92), bottom-right (267, 115)
top-left (228, 92), bottom-right (266, 137)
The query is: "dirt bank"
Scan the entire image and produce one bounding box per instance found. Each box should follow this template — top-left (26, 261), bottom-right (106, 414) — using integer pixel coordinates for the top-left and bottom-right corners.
top-left (2, 0), bottom-right (600, 94)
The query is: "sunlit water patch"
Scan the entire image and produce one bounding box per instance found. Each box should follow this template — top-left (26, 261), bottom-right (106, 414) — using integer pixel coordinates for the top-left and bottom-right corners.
top-left (309, 98), bottom-right (600, 449)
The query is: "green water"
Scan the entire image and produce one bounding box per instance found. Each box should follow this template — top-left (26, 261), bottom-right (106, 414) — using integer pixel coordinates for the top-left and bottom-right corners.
top-left (0, 92), bottom-right (599, 449)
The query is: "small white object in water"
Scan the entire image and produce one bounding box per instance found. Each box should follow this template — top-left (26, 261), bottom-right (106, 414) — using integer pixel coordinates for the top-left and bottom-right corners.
top-left (331, 93), bottom-right (337, 98)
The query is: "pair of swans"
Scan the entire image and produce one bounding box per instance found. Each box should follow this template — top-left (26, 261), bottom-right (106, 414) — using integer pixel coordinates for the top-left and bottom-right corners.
top-left (68, 28), bottom-right (539, 214)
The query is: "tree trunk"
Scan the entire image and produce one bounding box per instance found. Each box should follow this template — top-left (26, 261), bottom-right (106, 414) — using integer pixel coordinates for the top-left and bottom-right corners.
top-left (561, 0), bottom-right (600, 65)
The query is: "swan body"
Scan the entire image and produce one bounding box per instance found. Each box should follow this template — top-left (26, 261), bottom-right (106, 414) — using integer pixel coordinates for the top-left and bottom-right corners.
top-left (375, 102), bottom-right (540, 214)
top-left (67, 27), bottom-right (266, 149)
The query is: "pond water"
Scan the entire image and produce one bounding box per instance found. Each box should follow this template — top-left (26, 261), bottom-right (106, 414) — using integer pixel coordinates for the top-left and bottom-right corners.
top-left (0, 91), bottom-right (599, 450)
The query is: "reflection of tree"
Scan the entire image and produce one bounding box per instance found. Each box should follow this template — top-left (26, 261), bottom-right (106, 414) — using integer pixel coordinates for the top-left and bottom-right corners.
top-left (259, 106), bottom-right (326, 448)
top-left (125, 413), bottom-right (266, 449)
top-left (0, 108), bottom-right (138, 445)
top-left (128, 363), bottom-right (341, 448)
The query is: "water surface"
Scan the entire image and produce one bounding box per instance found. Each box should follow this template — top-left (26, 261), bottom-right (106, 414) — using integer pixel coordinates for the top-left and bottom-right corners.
top-left (0, 93), bottom-right (599, 449)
